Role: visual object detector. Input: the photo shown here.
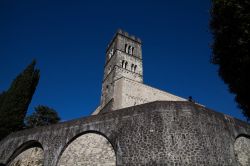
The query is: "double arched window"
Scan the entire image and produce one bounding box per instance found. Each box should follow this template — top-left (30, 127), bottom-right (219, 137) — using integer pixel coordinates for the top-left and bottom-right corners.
top-left (125, 44), bottom-right (134, 55)
top-left (122, 60), bottom-right (137, 72)
top-left (131, 64), bottom-right (137, 72)
top-left (122, 60), bottom-right (128, 69)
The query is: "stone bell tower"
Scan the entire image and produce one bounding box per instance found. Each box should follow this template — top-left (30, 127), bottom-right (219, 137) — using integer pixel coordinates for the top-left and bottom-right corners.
top-left (100, 29), bottom-right (143, 109)
top-left (91, 29), bottom-right (186, 115)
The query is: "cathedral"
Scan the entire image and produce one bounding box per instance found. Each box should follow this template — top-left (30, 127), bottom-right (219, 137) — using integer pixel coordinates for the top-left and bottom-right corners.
top-left (0, 30), bottom-right (250, 166)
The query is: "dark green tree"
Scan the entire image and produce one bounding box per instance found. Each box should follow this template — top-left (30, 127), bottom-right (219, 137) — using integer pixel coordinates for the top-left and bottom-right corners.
top-left (25, 105), bottom-right (60, 128)
top-left (0, 60), bottom-right (40, 140)
top-left (210, 0), bottom-right (250, 119)
top-left (0, 92), bottom-right (6, 110)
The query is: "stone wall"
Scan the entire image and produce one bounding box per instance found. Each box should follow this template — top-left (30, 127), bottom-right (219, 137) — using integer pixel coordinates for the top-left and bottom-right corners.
top-left (113, 77), bottom-right (186, 110)
top-left (234, 136), bottom-right (250, 166)
top-left (58, 133), bottom-right (115, 166)
top-left (0, 101), bottom-right (250, 165)
top-left (9, 147), bottom-right (43, 166)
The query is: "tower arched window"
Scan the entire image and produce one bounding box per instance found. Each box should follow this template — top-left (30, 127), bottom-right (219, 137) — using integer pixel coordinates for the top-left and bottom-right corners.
top-left (125, 61), bottom-right (128, 69)
top-left (128, 45), bottom-right (131, 54)
top-left (131, 47), bottom-right (134, 55)
top-left (134, 65), bottom-right (137, 72)
top-left (125, 44), bottom-right (128, 53)
top-left (122, 60), bottom-right (125, 68)
top-left (131, 64), bottom-right (134, 71)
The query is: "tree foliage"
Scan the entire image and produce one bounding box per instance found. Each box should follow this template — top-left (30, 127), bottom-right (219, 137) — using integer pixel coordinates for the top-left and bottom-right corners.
top-left (210, 0), bottom-right (250, 119)
top-left (0, 60), bottom-right (40, 140)
top-left (25, 105), bottom-right (60, 128)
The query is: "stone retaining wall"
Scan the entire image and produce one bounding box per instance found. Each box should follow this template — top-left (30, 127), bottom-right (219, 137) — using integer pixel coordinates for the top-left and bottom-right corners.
top-left (0, 101), bottom-right (250, 165)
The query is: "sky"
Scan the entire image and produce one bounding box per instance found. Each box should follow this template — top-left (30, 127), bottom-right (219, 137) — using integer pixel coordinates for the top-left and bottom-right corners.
top-left (0, 0), bottom-right (246, 121)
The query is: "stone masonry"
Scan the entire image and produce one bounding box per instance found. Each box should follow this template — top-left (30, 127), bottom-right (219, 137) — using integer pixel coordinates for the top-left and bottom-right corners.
top-left (92, 30), bottom-right (186, 115)
top-left (0, 30), bottom-right (250, 166)
top-left (1, 101), bottom-right (250, 165)
top-left (57, 133), bottom-right (115, 166)
top-left (9, 147), bottom-right (43, 166)
top-left (234, 136), bottom-right (250, 165)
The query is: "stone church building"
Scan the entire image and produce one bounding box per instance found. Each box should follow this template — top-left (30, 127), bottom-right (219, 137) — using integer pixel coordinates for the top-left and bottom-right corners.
top-left (0, 30), bottom-right (250, 166)
top-left (93, 29), bottom-right (186, 115)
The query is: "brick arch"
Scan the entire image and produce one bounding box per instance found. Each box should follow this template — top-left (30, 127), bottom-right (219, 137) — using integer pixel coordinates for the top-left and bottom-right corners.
top-left (6, 140), bottom-right (44, 166)
top-left (234, 134), bottom-right (250, 166)
top-left (57, 130), bottom-right (116, 166)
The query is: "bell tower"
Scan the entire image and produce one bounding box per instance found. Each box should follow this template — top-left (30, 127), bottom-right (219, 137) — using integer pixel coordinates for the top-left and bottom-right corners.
top-left (100, 29), bottom-right (143, 108)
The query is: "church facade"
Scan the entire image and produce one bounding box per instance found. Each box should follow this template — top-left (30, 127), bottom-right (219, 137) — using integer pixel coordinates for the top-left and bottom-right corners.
top-left (0, 30), bottom-right (250, 166)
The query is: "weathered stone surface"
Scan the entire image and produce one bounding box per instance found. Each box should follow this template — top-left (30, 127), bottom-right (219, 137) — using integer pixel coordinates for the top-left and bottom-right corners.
top-left (57, 133), bottom-right (115, 166)
top-left (234, 136), bottom-right (250, 166)
top-left (0, 101), bottom-right (250, 165)
top-left (112, 77), bottom-right (186, 110)
top-left (94, 30), bottom-right (186, 115)
top-left (9, 147), bottom-right (43, 166)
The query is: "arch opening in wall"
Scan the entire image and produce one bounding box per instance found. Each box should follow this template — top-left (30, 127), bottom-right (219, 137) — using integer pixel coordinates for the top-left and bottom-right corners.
top-left (7, 140), bottom-right (44, 166)
top-left (57, 131), bottom-right (116, 166)
top-left (234, 134), bottom-right (250, 166)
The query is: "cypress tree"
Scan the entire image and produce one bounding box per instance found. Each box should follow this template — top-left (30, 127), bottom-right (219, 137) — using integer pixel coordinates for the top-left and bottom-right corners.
top-left (0, 60), bottom-right (40, 140)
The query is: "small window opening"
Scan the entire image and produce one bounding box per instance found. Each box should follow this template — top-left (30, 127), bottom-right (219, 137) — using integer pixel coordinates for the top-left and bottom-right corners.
top-left (125, 44), bottom-right (128, 53)
top-left (128, 45), bottom-right (131, 54)
top-left (128, 46), bottom-right (132, 54)
top-left (122, 60), bottom-right (125, 68)
top-left (134, 65), bottom-right (137, 72)
top-left (131, 64), bottom-right (134, 71)
top-left (125, 61), bottom-right (128, 69)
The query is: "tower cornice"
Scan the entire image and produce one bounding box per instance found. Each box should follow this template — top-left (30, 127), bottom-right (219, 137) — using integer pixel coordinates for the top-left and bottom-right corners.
top-left (106, 29), bottom-right (142, 53)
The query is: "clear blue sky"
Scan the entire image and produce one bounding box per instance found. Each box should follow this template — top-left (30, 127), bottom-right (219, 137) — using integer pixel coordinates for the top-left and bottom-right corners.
top-left (0, 0), bottom-right (245, 121)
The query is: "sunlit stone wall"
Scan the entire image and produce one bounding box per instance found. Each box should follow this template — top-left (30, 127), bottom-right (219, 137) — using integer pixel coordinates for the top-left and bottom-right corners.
top-left (9, 147), bottom-right (43, 166)
top-left (234, 136), bottom-right (250, 166)
top-left (57, 133), bottom-right (116, 166)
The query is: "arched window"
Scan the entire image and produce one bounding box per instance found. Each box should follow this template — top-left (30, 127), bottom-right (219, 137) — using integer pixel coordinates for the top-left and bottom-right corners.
top-left (125, 61), bottom-right (128, 69)
top-left (122, 60), bottom-right (125, 68)
top-left (131, 64), bottom-right (134, 71)
top-left (108, 49), bottom-right (114, 59)
top-left (131, 47), bottom-right (134, 55)
top-left (128, 45), bottom-right (131, 54)
top-left (125, 44), bottom-right (128, 53)
top-left (134, 65), bottom-right (137, 72)
top-left (129, 46), bottom-right (132, 54)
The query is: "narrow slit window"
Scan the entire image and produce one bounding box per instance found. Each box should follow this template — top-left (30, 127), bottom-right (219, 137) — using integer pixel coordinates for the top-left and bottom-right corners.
top-left (128, 45), bottom-right (131, 54)
top-left (122, 60), bottom-right (125, 68)
top-left (134, 65), bottom-right (137, 72)
top-left (125, 44), bottom-right (128, 53)
top-left (131, 64), bottom-right (134, 71)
